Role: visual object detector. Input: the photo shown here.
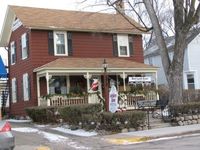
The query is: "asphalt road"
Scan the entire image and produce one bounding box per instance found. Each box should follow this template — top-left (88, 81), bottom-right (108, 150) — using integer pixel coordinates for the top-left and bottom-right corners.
top-left (13, 129), bottom-right (200, 150)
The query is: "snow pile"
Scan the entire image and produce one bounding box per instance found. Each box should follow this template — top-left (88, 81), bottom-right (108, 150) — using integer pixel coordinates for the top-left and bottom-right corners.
top-left (7, 119), bottom-right (32, 123)
top-left (52, 126), bottom-right (98, 137)
top-left (12, 127), bottom-right (68, 142)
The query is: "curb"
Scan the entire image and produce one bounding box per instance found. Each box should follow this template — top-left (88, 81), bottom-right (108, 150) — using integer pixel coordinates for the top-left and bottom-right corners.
top-left (107, 136), bottom-right (151, 144)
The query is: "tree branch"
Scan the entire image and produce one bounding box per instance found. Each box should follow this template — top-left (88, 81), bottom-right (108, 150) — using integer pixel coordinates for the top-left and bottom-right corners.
top-left (143, 0), bottom-right (170, 77)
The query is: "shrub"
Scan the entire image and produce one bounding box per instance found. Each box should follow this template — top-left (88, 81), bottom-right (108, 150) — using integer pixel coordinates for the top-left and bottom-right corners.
top-left (25, 106), bottom-right (58, 123)
top-left (97, 111), bottom-right (146, 132)
top-left (59, 103), bottom-right (102, 125)
top-left (169, 102), bottom-right (200, 117)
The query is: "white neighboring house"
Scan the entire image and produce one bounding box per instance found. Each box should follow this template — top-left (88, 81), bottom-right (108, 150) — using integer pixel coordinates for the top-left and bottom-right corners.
top-left (144, 29), bottom-right (200, 90)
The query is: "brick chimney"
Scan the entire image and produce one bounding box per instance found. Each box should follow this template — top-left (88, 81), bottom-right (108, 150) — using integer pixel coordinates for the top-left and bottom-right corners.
top-left (115, 0), bottom-right (125, 14)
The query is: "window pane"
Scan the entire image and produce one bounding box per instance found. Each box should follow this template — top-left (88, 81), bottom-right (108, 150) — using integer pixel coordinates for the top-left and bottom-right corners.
top-left (56, 33), bottom-right (65, 54)
top-left (56, 45), bottom-right (65, 54)
top-left (120, 46), bottom-right (127, 55)
top-left (56, 34), bottom-right (65, 44)
top-left (21, 33), bottom-right (27, 59)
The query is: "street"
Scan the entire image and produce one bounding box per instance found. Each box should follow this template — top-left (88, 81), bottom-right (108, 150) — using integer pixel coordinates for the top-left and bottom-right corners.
top-left (13, 126), bottom-right (200, 150)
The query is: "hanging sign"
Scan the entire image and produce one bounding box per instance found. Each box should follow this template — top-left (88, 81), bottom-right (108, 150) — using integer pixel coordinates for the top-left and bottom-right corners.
top-left (128, 77), bottom-right (151, 83)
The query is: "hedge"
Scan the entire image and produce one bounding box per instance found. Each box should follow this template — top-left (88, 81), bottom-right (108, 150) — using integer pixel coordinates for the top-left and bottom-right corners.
top-left (169, 102), bottom-right (200, 117)
top-left (25, 106), bottom-right (58, 123)
top-left (26, 104), bottom-right (146, 132)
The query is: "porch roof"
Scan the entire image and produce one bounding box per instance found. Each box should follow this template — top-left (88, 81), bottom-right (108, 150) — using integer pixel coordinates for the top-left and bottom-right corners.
top-left (33, 58), bottom-right (158, 75)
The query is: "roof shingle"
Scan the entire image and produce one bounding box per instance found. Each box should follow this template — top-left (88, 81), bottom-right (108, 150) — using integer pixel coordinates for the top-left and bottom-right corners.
top-left (10, 5), bottom-right (144, 34)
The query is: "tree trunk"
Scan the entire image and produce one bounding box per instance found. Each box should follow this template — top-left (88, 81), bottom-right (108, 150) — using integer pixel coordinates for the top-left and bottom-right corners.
top-left (167, 71), bottom-right (183, 105)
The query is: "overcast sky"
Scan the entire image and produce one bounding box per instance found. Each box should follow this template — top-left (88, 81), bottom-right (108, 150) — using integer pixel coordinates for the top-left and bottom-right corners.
top-left (0, 0), bottom-right (111, 63)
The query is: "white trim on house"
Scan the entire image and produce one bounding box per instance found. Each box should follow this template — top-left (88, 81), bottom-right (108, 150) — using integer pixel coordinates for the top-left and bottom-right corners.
top-left (23, 73), bottom-right (29, 101)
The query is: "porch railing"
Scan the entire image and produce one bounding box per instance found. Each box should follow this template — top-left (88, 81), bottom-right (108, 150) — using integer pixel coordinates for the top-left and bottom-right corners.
top-left (40, 95), bottom-right (88, 107)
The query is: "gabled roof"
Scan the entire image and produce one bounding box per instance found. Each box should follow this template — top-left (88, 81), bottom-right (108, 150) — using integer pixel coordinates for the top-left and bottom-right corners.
top-left (33, 58), bottom-right (157, 73)
top-left (0, 5), bottom-right (144, 47)
top-left (144, 28), bottom-right (200, 57)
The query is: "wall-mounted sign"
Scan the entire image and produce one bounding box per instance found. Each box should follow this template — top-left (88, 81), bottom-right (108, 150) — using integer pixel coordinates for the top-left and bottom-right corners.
top-left (128, 77), bottom-right (151, 83)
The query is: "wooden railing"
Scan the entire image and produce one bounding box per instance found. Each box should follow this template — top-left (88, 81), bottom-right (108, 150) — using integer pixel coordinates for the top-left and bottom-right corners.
top-left (40, 95), bottom-right (88, 107)
top-left (126, 95), bottom-right (145, 109)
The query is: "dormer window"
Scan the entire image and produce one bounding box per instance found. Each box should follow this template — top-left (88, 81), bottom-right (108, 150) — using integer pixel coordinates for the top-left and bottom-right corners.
top-left (54, 31), bottom-right (68, 55)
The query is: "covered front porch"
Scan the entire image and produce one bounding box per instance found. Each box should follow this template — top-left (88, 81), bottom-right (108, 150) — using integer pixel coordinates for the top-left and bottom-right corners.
top-left (34, 58), bottom-right (158, 110)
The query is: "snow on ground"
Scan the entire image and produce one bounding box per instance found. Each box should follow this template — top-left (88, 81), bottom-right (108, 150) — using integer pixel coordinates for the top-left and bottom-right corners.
top-left (7, 119), bottom-right (32, 123)
top-left (12, 127), bottom-right (92, 149)
top-left (12, 127), bottom-right (68, 142)
top-left (52, 126), bottom-right (98, 137)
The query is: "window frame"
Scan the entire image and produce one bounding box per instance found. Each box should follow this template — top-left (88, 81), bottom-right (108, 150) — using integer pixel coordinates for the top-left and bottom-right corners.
top-left (117, 34), bottom-right (130, 57)
top-left (53, 31), bottom-right (68, 56)
top-left (23, 73), bottom-right (30, 101)
top-left (186, 73), bottom-right (195, 89)
top-left (10, 41), bottom-right (16, 65)
top-left (21, 33), bottom-right (28, 60)
top-left (11, 78), bottom-right (17, 103)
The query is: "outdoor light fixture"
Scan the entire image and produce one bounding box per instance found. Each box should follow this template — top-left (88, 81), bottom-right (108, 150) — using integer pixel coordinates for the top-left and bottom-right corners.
top-left (102, 59), bottom-right (108, 72)
top-left (102, 59), bottom-right (109, 111)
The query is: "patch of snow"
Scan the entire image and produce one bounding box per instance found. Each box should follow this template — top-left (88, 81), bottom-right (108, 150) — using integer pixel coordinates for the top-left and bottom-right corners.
top-left (12, 127), bottom-right (39, 133)
top-left (12, 127), bottom-right (92, 149)
top-left (7, 119), bottom-right (32, 123)
top-left (34, 124), bottom-right (49, 128)
top-left (68, 141), bottom-right (92, 150)
top-left (52, 127), bottom-right (98, 137)
top-left (39, 131), bottom-right (68, 142)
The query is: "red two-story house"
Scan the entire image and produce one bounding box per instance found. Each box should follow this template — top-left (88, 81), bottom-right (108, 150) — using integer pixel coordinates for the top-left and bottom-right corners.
top-left (0, 6), bottom-right (157, 115)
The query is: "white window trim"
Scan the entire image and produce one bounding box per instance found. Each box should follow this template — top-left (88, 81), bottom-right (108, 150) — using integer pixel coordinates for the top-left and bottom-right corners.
top-left (23, 73), bottom-right (29, 101)
top-left (117, 34), bottom-right (130, 57)
top-left (53, 31), bottom-right (68, 56)
top-left (11, 78), bottom-right (17, 103)
top-left (10, 41), bottom-right (16, 65)
top-left (21, 33), bottom-right (28, 60)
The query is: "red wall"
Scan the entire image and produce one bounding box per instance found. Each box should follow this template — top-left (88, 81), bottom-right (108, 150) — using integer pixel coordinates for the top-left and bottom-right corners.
top-left (9, 28), bottom-right (144, 115)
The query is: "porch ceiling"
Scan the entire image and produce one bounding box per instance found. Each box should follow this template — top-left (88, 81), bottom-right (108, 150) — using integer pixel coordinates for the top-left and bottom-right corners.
top-left (34, 58), bottom-right (158, 75)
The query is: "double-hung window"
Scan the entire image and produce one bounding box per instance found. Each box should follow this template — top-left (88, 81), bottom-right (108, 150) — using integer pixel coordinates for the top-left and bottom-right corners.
top-left (113, 34), bottom-right (133, 57)
top-left (117, 35), bottom-right (130, 57)
top-left (54, 31), bottom-right (68, 55)
top-left (21, 33), bottom-right (28, 59)
top-left (11, 78), bottom-right (17, 103)
top-left (187, 74), bottom-right (195, 89)
top-left (10, 41), bottom-right (16, 65)
top-left (23, 73), bottom-right (30, 101)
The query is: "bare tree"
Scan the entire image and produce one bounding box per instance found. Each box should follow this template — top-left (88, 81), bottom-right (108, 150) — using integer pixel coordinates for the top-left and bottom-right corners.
top-left (107, 0), bottom-right (200, 105)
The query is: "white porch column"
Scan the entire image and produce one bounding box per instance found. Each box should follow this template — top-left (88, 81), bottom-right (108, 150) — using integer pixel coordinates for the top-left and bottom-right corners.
top-left (45, 72), bottom-right (49, 94)
top-left (36, 75), bottom-right (41, 106)
top-left (155, 71), bottom-right (159, 100)
top-left (66, 75), bottom-right (70, 94)
top-left (120, 72), bottom-right (127, 91)
top-left (83, 73), bottom-right (92, 92)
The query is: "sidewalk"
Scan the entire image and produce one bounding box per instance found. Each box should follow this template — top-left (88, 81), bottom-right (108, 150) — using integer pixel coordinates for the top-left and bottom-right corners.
top-left (104, 124), bottom-right (200, 144)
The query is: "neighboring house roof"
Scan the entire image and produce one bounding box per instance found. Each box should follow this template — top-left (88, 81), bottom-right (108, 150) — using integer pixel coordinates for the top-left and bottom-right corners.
top-left (34, 58), bottom-right (157, 74)
top-left (0, 5), bottom-right (144, 47)
top-left (144, 28), bottom-right (200, 58)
